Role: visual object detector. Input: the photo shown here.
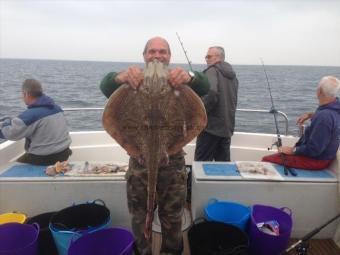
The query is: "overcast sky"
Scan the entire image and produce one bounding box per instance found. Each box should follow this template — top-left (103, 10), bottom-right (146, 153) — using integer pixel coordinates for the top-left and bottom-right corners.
top-left (0, 0), bottom-right (339, 66)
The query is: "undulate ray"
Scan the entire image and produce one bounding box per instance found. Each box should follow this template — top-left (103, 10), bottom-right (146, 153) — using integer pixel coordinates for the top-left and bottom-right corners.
top-left (102, 60), bottom-right (207, 240)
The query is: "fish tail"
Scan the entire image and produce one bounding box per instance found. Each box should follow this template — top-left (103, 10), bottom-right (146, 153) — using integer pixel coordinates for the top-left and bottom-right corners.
top-left (144, 208), bottom-right (154, 240)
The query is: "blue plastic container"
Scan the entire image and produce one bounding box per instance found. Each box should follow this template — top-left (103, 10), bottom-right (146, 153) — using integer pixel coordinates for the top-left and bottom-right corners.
top-left (0, 222), bottom-right (39, 255)
top-left (204, 199), bottom-right (250, 231)
top-left (68, 227), bottom-right (134, 255)
top-left (49, 200), bottom-right (111, 255)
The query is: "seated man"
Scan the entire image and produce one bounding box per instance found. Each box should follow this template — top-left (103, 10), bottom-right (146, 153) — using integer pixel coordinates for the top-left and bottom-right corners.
top-left (0, 79), bottom-right (72, 165)
top-left (262, 75), bottom-right (340, 170)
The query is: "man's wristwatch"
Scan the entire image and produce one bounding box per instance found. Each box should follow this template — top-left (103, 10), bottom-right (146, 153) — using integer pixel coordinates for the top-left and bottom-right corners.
top-left (188, 71), bottom-right (195, 83)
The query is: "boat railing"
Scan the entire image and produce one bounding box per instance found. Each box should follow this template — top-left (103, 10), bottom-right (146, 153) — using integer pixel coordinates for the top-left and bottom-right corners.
top-left (63, 107), bottom-right (290, 135)
top-left (236, 108), bottom-right (289, 135)
top-left (63, 107), bottom-right (104, 112)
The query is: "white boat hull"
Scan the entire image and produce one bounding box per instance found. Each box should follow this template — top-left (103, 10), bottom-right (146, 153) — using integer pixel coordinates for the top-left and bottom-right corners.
top-left (0, 131), bottom-right (339, 239)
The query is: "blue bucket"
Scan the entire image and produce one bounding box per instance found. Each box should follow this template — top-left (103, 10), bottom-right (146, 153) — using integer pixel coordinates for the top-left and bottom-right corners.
top-left (204, 199), bottom-right (250, 231)
top-left (68, 227), bottom-right (134, 255)
top-left (49, 200), bottom-right (111, 255)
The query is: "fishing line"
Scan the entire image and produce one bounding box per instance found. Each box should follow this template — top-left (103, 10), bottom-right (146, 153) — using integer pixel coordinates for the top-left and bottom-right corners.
top-left (261, 59), bottom-right (297, 176)
top-left (175, 32), bottom-right (193, 71)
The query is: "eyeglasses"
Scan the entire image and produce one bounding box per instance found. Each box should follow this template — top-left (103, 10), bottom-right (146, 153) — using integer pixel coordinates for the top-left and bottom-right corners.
top-left (205, 54), bottom-right (218, 59)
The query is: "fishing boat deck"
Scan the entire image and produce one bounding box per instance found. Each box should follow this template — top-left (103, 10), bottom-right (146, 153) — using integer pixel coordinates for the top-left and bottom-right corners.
top-left (1, 131), bottom-right (339, 255)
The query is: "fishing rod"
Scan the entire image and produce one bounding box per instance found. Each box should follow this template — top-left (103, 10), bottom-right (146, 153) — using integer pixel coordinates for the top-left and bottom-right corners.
top-left (175, 32), bottom-right (193, 71)
top-left (261, 59), bottom-right (297, 176)
top-left (280, 212), bottom-right (340, 255)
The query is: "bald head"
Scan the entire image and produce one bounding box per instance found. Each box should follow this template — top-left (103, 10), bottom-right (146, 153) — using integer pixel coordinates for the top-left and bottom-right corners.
top-left (143, 36), bottom-right (171, 55)
top-left (318, 76), bottom-right (340, 98)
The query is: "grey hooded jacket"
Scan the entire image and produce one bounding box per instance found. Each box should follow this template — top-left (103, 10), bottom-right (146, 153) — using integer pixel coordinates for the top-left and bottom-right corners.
top-left (0, 94), bottom-right (71, 155)
top-left (202, 62), bottom-right (238, 138)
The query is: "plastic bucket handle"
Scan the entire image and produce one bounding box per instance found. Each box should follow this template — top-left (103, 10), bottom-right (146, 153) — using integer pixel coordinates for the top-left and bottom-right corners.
top-left (69, 232), bottom-right (83, 246)
top-left (51, 226), bottom-right (104, 236)
top-left (239, 207), bottom-right (251, 221)
top-left (192, 217), bottom-right (207, 225)
top-left (51, 199), bottom-right (109, 231)
top-left (57, 217), bottom-right (112, 236)
top-left (52, 229), bottom-right (78, 235)
top-left (31, 222), bottom-right (40, 232)
top-left (280, 207), bottom-right (292, 216)
top-left (118, 238), bottom-right (134, 255)
top-left (119, 243), bottom-right (134, 255)
top-left (207, 198), bottom-right (218, 205)
top-left (91, 199), bottom-right (106, 207)
top-left (50, 218), bottom-right (112, 233)
top-left (71, 199), bottom-right (107, 207)
top-left (50, 222), bottom-right (71, 231)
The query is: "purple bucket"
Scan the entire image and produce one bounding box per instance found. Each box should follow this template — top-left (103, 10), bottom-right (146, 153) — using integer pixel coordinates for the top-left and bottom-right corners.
top-left (0, 222), bottom-right (39, 255)
top-left (249, 204), bottom-right (293, 255)
top-left (68, 227), bottom-right (134, 255)
top-left (26, 212), bottom-right (58, 255)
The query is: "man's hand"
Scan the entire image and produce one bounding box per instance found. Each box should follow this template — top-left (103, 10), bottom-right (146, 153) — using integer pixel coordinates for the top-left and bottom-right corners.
top-left (115, 66), bottom-right (144, 89)
top-left (0, 117), bottom-right (11, 129)
top-left (168, 67), bottom-right (192, 88)
top-left (296, 112), bottom-right (314, 125)
top-left (278, 146), bottom-right (294, 155)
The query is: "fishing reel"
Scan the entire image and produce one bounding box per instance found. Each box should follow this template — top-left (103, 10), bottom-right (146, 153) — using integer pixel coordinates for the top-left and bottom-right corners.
top-left (281, 241), bottom-right (309, 255)
top-left (295, 241), bottom-right (309, 255)
top-left (268, 140), bottom-right (281, 151)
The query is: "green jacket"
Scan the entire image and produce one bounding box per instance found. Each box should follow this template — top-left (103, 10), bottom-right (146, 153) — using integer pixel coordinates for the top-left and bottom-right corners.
top-left (100, 71), bottom-right (210, 98)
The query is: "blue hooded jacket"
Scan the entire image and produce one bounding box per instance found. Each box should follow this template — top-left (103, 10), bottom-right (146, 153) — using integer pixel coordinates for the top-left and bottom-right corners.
top-left (295, 98), bottom-right (340, 160)
top-left (0, 94), bottom-right (71, 155)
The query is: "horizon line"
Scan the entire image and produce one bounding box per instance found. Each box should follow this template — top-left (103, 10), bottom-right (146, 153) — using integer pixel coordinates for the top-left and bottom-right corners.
top-left (1, 57), bottom-right (339, 68)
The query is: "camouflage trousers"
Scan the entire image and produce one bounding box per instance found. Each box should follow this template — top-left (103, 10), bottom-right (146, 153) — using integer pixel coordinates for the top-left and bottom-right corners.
top-left (125, 151), bottom-right (187, 255)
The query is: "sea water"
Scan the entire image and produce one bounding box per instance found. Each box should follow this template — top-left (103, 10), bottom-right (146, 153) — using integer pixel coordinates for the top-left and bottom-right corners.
top-left (1, 58), bottom-right (339, 138)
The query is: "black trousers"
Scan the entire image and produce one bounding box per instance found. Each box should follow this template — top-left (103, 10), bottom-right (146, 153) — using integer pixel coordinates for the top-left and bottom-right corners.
top-left (194, 131), bottom-right (231, 161)
top-left (17, 148), bottom-right (72, 166)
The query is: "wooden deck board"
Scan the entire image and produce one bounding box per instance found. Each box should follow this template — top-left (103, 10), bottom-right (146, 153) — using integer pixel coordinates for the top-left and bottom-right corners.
top-left (151, 235), bottom-right (340, 254)
top-left (286, 239), bottom-right (340, 255)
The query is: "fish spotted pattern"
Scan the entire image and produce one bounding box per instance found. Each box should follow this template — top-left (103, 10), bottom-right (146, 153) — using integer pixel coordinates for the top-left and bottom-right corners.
top-left (102, 60), bottom-right (207, 242)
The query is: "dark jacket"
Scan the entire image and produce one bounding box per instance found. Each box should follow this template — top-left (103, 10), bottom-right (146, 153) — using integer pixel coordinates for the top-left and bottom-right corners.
top-left (202, 62), bottom-right (238, 137)
top-left (100, 71), bottom-right (209, 98)
top-left (295, 98), bottom-right (340, 160)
